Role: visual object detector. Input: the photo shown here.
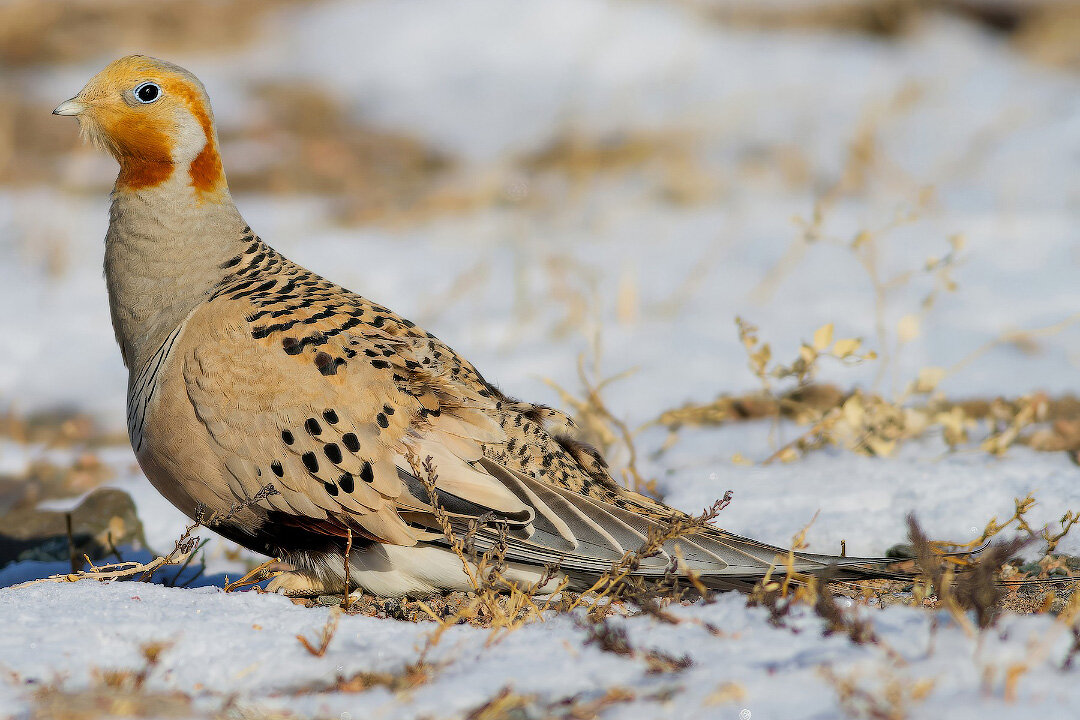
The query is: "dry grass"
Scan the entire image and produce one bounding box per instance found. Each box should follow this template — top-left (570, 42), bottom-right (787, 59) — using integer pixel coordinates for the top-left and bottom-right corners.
top-left (465, 685), bottom-right (639, 720)
top-left (7, 512), bottom-right (203, 590)
top-left (0, 0), bottom-right (303, 67)
top-left (293, 661), bottom-right (433, 697)
top-left (687, 0), bottom-right (929, 37)
top-left (521, 129), bottom-right (717, 206)
top-left (564, 494), bottom-right (732, 622)
top-left (907, 515), bottom-right (1029, 632)
top-left (544, 355), bottom-right (655, 494)
top-left (17, 641), bottom-right (304, 720)
top-left (742, 510), bottom-right (1079, 718)
top-left (820, 664), bottom-right (936, 720)
top-left (0, 407), bottom-right (126, 448)
top-left (1011, 3), bottom-right (1080, 70)
top-left (577, 614), bottom-right (694, 674)
top-left (683, 0), bottom-right (1055, 41)
top-left (227, 82), bottom-right (458, 225)
top-left (24, 642), bottom-right (194, 720)
top-left (404, 452), bottom-right (569, 644)
top-left (638, 81), bottom-right (1080, 466)
top-left (651, 347), bottom-right (1080, 465)
top-left (1, 454), bottom-right (116, 513)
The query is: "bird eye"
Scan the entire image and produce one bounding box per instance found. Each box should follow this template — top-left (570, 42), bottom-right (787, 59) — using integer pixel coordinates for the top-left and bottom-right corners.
top-left (134, 82), bottom-right (161, 104)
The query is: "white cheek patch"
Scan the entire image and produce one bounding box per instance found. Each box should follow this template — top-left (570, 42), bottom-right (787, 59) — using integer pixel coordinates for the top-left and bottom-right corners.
top-left (171, 111), bottom-right (209, 163)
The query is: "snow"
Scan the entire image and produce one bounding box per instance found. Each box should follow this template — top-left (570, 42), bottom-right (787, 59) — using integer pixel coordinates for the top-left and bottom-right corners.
top-left (3, 0), bottom-right (1080, 717)
top-left (652, 428), bottom-right (1080, 559)
top-left (0, 582), bottom-right (1076, 719)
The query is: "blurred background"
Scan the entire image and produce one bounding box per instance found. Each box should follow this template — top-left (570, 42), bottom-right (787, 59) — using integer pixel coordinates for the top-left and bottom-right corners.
top-left (2, 0), bottom-right (1080, 582)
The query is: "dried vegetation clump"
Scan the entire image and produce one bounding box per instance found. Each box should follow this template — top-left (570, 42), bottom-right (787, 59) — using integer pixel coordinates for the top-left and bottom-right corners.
top-left (464, 685), bottom-right (646, 720)
top-left (684, 0), bottom-right (1071, 55)
top-left (520, 129), bottom-right (718, 207)
top-left (653, 319), bottom-right (1080, 465)
top-left (689, 0), bottom-right (933, 36)
top-left (619, 88), bottom-right (1080, 469)
top-left (226, 82), bottom-right (459, 225)
top-left (23, 642), bottom-right (194, 720)
top-left (744, 513), bottom-right (1080, 717)
top-left (1013, 3), bottom-right (1080, 70)
top-left (820, 664), bottom-right (936, 720)
top-left (533, 80), bottom-right (1080, 497)
top-left (18, 641), bottom-right (303, 720)
top-left (0, 407), bottom-right (124, 448)
top-left (0, 0), bottom-right (300, 67)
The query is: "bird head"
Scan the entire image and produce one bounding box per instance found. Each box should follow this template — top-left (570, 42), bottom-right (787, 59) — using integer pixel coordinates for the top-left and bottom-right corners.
top-left (54, 55), bottom-right (226, 198)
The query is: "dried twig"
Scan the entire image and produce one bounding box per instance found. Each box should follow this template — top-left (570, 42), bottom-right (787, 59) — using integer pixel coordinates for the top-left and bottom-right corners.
top-left (342, 528), bottom-right (353, 611)
top-left (297, 610), bottom-right (340, 657)
top-left (8, 484), bottom-right (283, 591)
top-left (405, 450), bottom-right (566, 643)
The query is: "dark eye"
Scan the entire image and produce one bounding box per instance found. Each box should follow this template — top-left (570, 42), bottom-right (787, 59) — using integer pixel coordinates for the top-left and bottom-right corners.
top-left (134, 82), bottom-right (161, 104)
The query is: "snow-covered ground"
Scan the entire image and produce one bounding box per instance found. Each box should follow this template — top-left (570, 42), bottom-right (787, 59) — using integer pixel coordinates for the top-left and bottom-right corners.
top-left (2, 581), bottom-right (1077, 720)
top-left (3, 0), bottom-right (1080, 718)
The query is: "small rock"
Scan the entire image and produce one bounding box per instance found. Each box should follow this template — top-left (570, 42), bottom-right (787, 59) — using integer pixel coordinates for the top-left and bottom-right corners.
top-left (885, 543), bottom-right (916, 559)
top-left (0, 487), bottom-right (147, 569)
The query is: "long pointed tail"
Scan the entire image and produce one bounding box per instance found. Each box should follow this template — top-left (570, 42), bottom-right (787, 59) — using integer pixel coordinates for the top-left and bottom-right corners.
top-left (673, 529), bottom-right (909, 589)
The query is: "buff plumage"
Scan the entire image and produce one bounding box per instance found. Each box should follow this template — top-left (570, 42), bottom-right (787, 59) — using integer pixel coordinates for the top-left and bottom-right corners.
top-left (55, 55), bottom-right (894, 597)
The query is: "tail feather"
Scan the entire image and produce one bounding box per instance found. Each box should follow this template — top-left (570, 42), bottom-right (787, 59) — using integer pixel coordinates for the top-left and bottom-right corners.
top-left (461, 461), bottom-right (912, 588)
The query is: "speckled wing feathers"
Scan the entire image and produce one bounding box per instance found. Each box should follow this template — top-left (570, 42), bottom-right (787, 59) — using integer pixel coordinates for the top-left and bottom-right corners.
top-left (174, 232), bottom-right (891, 586)
top-left (183, 238), bottom-right (562, 546)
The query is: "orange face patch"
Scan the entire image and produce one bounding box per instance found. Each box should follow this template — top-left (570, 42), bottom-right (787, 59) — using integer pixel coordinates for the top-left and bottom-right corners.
top-left (71, 56), bottom-right (226, 197)
top-left (104, 111), bottom-right (176, 190)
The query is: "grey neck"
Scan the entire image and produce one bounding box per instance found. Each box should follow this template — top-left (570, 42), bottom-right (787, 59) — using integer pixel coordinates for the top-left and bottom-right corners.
top-left (104, 174), bottom-right (247, 373)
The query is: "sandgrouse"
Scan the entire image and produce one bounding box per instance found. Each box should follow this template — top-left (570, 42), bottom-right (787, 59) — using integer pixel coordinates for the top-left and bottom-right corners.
top-left (55, 56), bottom-right (892, 597)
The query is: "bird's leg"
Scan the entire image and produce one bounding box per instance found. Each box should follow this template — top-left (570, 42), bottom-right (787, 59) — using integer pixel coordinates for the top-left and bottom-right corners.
top-left (266, 568), bottom-right (338, 597)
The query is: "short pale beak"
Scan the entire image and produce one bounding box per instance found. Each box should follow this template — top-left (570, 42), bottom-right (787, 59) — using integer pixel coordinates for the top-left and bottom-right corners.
top-left (52, 98), bottom-right (85, 116)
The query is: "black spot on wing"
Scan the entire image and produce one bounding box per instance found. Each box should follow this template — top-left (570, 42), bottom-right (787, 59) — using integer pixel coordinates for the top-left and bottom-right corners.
top-left (338, 472), bottom-right (355, 493)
